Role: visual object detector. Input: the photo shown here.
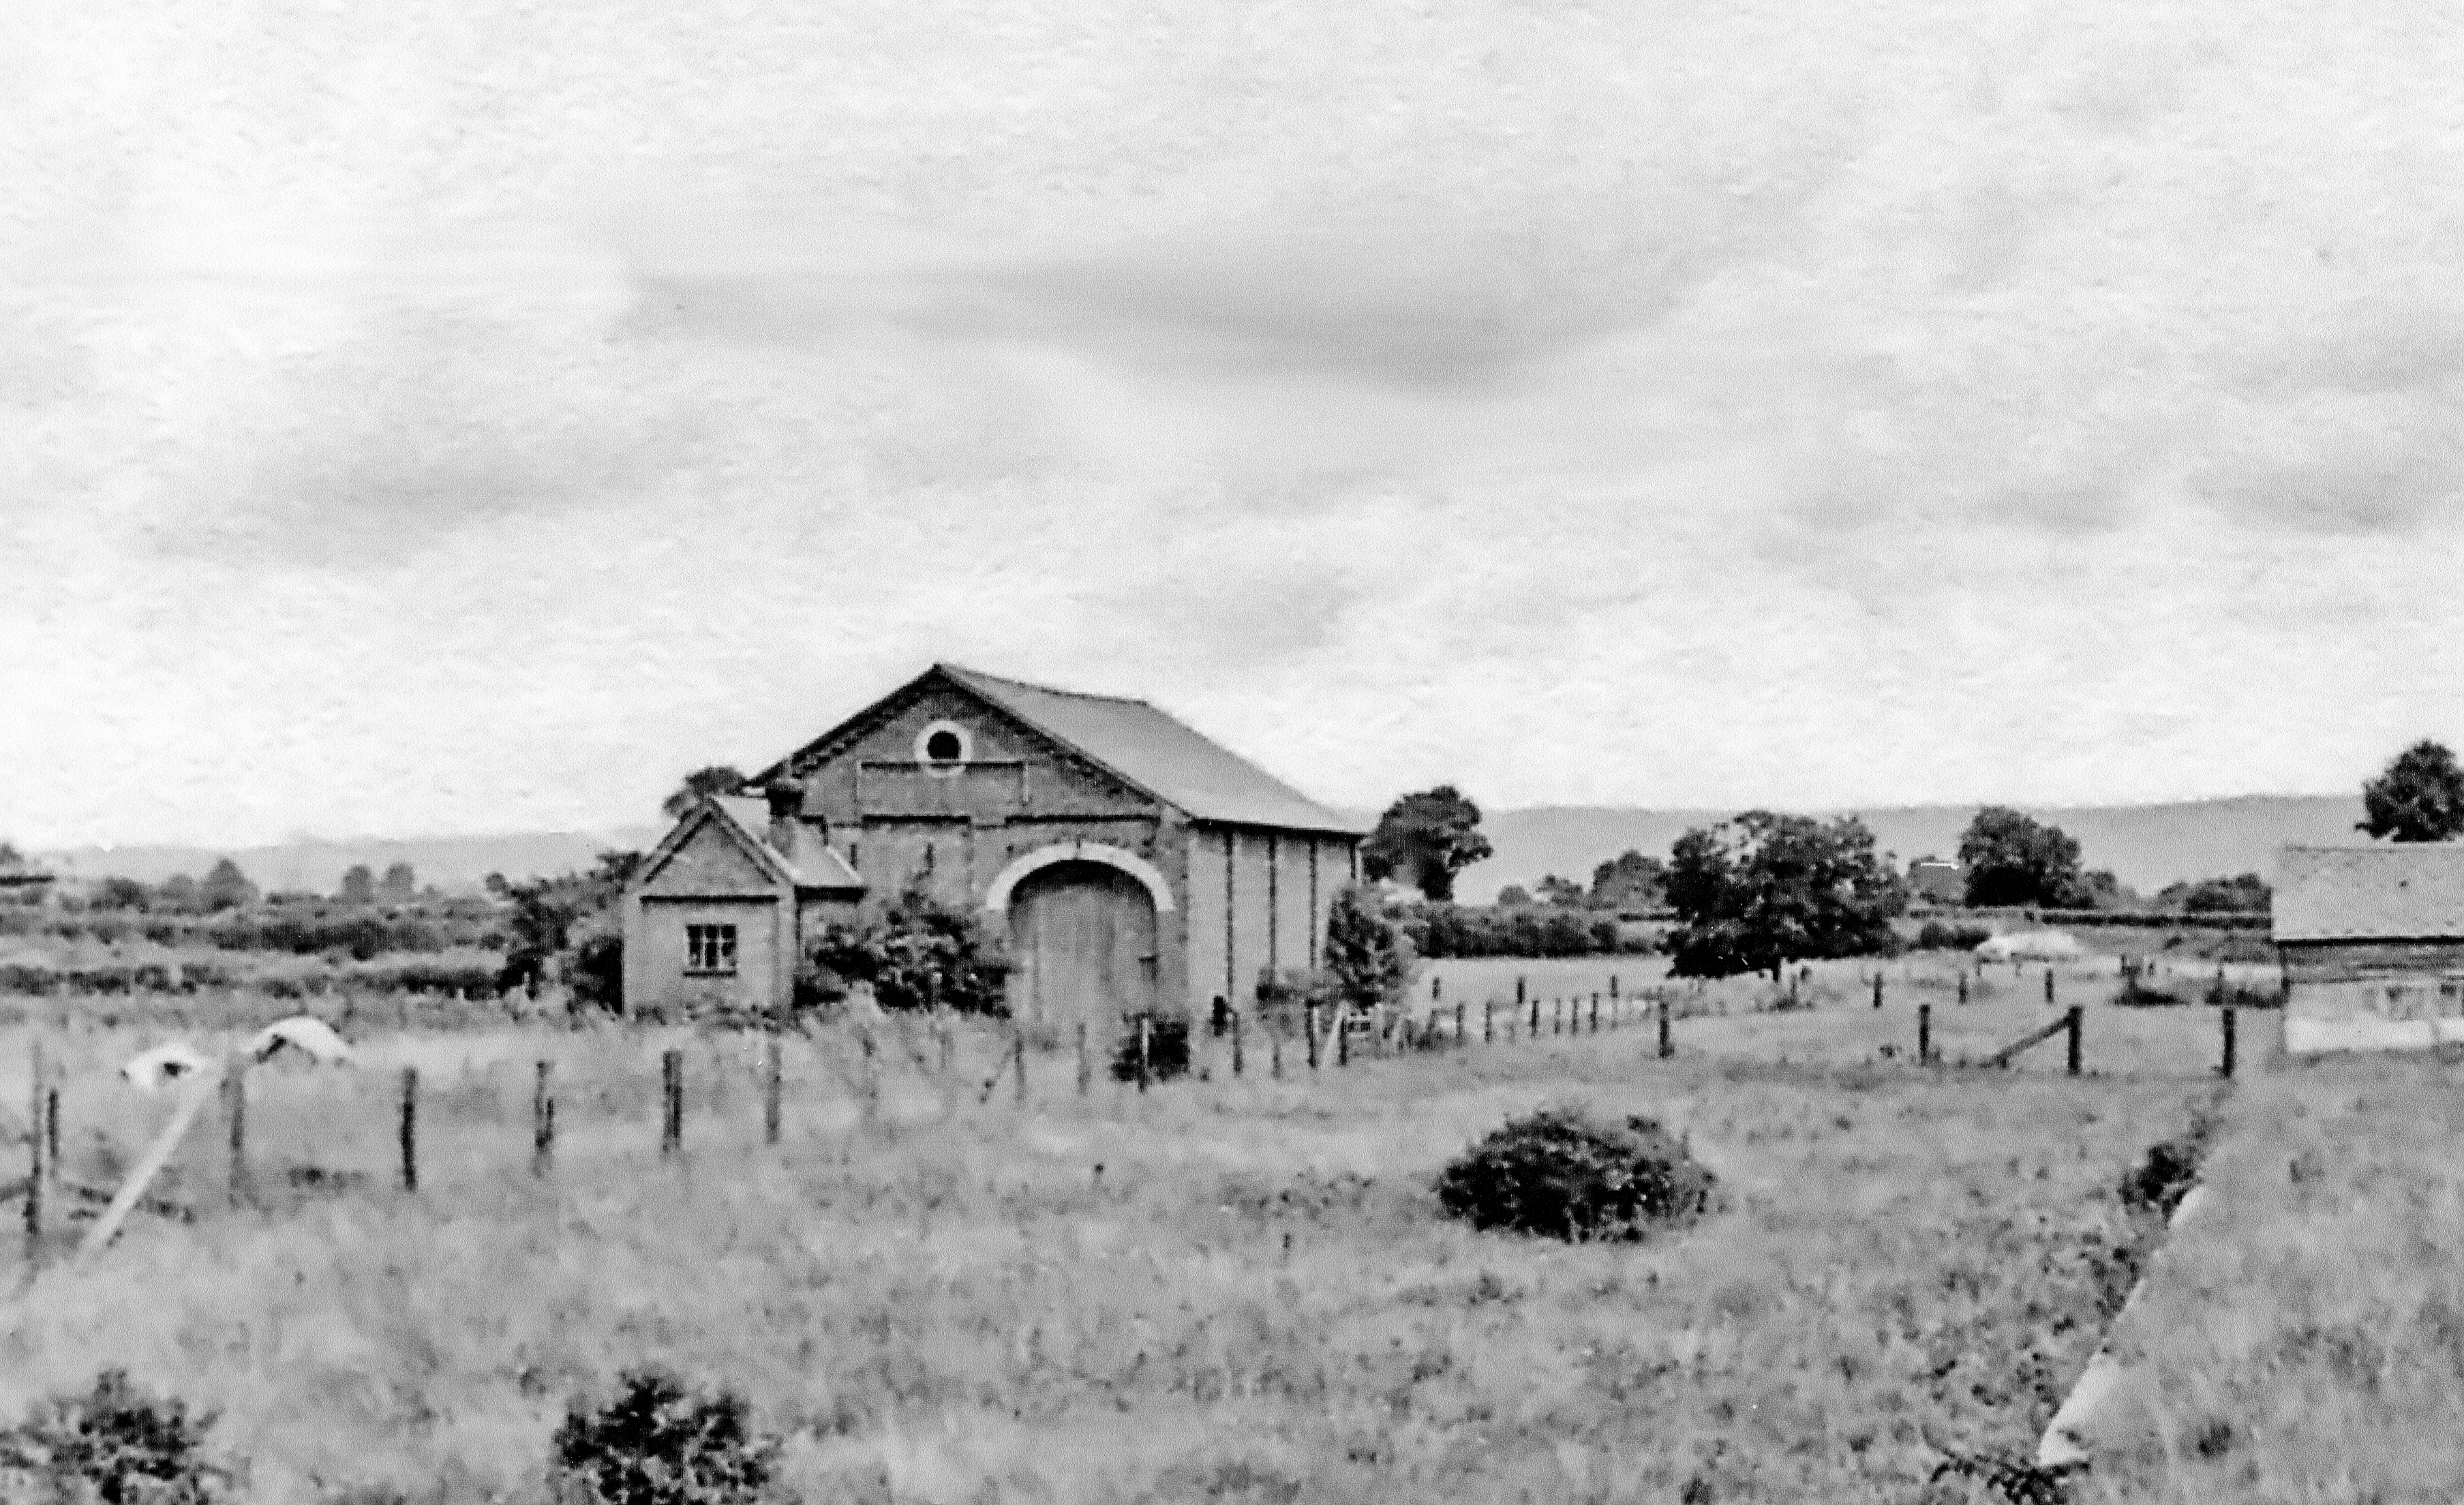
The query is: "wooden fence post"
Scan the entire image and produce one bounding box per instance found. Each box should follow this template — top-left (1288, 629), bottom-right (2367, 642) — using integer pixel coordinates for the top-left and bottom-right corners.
top-left (2045, 969), bottom-right (2056, 1006)
top-left (1553, 997), bottom-right (1563, 1036)
top-left (25, 1042), bottom-right (42, 1261)
top-left (661, 1049), bottom-right (684, 1156)
top-left (1515, 975), bottom-right (1527, 1014)
top-left (223, 1065), bottom-right (249, 1211)
top-left (1271, 1027), bottom-right (1283, 1080)
top-left (860, 1027), bottom-right (881, 1123)
top-left (1231, 1013), bottom-right (1244, 1077)
top-left (1483, 1001), bottom-right (1494, 1045)
top-left (398, 1067), bottom-right (419, 1193)
top-left (1136, 1016), bottom-right (1151, 1093)
top-left (1958, 972), bottom-right (1969, 1007)
top-left (1432, 976), bottom-right (1442, 1003)
top-left (1918, 1003), bottom-right (1932, 1066)
top-left (1337, 1012), bottom-right (1350, 1067)
top-left (2065, 1005), bottom-right (2084, 1076)
top-left (765, 1037), bottom-right (784, 1144)
top-left (1872, 974), bottom-right (1883, 1010)
top-left (1012, 1027), bottom-right (1028, 1104)
top-left (1076, 1022), bottom-right (1091, 1096)
top-left (1527, 994), bottom-right (1539, 1037)
top-left (534, 1061), bottom-right (556, 1173)
top-left (1455, 1001), bottom-right (1466, 1048)
top-left (2220, 1005), bottom-right (2238, 1080)
top-left (44, 1085), bottom-right (58, 1187)
top-left (1306, 1005), bottom-right (1321, 1070)
top-left (1590, 994), bottom-right (1600, 1033)
top-left (1656, 993), bottom-right (1673, 1059)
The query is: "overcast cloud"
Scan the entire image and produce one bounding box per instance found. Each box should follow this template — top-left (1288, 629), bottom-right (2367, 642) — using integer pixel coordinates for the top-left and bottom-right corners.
top-left (7, 0), bottom-right (2464, 849)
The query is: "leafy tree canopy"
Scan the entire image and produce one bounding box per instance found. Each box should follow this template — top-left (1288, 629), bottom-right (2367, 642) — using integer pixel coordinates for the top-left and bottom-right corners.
top-left (198, 858), bottom-right (257, 913)
top-left (1534, 874), bottom-right (1589, 907)
top-left (2360, 740), bottom-right (2464, 842)
top-left (804, 882), bottom-right (1011, 1016)
top-left (337, 864), bottom-right (376, 904)
top-left (1662, 811), bottom-right (1906, 979)
top-left (664, 765), bottom-right (748, 820)
top-left (1362, 785), bottom-right (1493, 901)
top-left (1957, 807), bottom-right (2088, 908)
top-left (1590, 850), bottom-right (1668, 911)
top-left (1493, 884), bottom-right (1533, 908)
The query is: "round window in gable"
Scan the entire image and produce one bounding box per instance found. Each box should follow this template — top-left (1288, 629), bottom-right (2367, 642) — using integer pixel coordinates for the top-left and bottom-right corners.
top-left (914, 720), bottom-right (972, 775)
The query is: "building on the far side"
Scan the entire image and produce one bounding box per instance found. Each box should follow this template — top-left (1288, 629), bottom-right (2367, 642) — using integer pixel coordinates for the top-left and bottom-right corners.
top-left (622, 663), bottom-right (1371, 1031)
top-left (2273, 843), bottom-right (2464, 1054)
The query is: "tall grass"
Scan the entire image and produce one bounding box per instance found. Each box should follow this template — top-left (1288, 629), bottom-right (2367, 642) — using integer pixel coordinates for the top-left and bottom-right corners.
top-left (0, 1002), bottom-right (2212, 1504)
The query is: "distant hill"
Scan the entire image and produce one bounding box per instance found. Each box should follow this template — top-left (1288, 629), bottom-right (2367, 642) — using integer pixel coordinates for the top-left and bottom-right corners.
top-left (36, 827), bottom-right (667, 896)
top-left (35, 794), bottom-right (2371, 905)
top-left (1450, 795), bottom-right (2371, 904)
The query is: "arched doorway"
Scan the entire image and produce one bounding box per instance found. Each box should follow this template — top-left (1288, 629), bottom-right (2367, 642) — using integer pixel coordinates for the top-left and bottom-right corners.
top-left (1008, 860), bottom-right (1159, 1029)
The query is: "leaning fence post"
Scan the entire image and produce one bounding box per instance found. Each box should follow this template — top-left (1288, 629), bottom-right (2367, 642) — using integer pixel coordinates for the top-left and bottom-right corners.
top-left (2065, 1005), bottom-right (2084, 1076)
top-left (1656, 992), bottom-right (1673, 1059)
top-left (534, 1060), bottom-right (556, 1173)
top-left (223, 1064), bottom-right (249, 1211)
top-left (765, 1037), bottom-right (784, 1144)
top-left (1918, 1002), bottom-right (1932, 1066)
top-left (661, 1049), bottom-right (684, 1156)
top-left (2220, 1005), bottom-right (2238, 1080)
top-left (398, 1067), bottom-right (419, 1193)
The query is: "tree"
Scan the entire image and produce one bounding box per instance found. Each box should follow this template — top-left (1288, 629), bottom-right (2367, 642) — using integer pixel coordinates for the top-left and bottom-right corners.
top-left (337, 865), bottom-right (376, 904)
top-left (1662, 811), bottom-right (1907, 979)
top-left (155, 874), bottom-right (200, 911)
top-left (1361, 786), bottom-right (1492, 901)
top-left (378, 862), bottom-right (416, 902)
top-left (91, 877), bottom-right (150, 912)
top-left (1493, 884), bottom-right (1533, 908)
top-left (198, 858), bottom-right (257, 912)
top-left (2155, 872), bottom-right (2271, 914)
top-left (1957, 807), bottom-right (2088, 908)
top-left (1320, 884), bottom-right (1413, 1013)
top-left (1534, 874), bottom-right (1589, 907)
top-left (1590, 850), bottom-right (1667, 911)
top-left (2360, 740), bottom-right (2464, 842)
top-left (664, 765), bottom-right (748, 820)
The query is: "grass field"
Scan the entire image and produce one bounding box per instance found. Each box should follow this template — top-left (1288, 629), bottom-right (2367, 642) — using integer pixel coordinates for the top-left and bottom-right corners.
top-left (0, 954), bottom-right (2257, 1505)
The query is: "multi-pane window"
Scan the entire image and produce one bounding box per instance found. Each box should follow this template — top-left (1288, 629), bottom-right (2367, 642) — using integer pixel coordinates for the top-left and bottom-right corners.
top-left (685, 923), bottom-right (737, 975)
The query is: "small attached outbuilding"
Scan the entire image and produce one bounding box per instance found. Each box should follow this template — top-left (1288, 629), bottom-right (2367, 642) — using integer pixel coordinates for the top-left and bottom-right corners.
top-left (622, 663), bottom-right (1371, 1031)
top-left (2274, 843), bottom-right (2464, 1053)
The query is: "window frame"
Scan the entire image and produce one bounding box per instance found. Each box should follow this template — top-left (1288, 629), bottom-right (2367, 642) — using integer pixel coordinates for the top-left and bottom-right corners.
top-left (684, 922), bottom-right (739, 976)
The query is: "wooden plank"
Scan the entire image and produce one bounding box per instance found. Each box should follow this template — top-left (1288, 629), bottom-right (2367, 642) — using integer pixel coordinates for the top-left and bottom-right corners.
top-left (77, 1062), bottom-right (226, 1262)
top-left (1986, 1014), bottom-right (2072, 1069)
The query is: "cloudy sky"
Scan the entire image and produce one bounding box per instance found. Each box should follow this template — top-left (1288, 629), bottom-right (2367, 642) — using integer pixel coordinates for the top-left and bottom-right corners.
top-left (7, 0), bottom-right (2464, 849)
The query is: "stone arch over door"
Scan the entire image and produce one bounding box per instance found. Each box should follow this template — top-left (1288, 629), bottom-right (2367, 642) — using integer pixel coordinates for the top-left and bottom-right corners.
top-left (1005, 860), bottom-right (1161, 1029)
top-left (984, 842), bottom-right (1176, 916)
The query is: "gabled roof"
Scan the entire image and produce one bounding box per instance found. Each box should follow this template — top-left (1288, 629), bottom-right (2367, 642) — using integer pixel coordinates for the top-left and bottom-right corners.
top-left (2274, 843), bottom-right (2464, 942)
top-left (634, 795), bottom-right (865, 894)
top-left (759, 663), bottom-right (1370, 836)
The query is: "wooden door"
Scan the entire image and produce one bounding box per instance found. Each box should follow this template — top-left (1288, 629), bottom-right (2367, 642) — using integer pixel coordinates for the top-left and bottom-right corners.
top-left (1009, 861), bottom-right (1159, 1028)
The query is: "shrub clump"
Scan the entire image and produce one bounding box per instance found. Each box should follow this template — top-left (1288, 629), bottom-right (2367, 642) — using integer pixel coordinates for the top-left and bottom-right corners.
top-left (1913, 920), bottom-right (1992, 951)
top-left (1109, 1012), bottom-right (1192, 1082)
top-left (0, 1369), bottom-right (230, 1504)
top-left (550, 1369), bottom-right (781, 1505)
top-left (1435, 1107), bottom-right (1716, 1242)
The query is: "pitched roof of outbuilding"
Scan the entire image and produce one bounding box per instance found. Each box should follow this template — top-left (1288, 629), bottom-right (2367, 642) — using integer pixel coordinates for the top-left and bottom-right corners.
top-left (703, 796), bottom-right (865, 892)
top-left (2273, 843), bottom-right (2464, 942)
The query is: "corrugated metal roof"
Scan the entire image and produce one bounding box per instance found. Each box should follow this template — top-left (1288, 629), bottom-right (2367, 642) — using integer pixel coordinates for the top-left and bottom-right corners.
top-left (2274, 843), bottom-right (2464, 942)
top-left (938, 665), bottom-right (1370, 836)
top-left (710, 797), bottom-right (866, 892)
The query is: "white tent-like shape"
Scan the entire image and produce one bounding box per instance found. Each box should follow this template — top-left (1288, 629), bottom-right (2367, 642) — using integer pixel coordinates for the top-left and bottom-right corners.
top-left (244, 1016), bottom-right (354, 1067)
top-left (1974, 930), bottom-right (2084, 963)
top-left (119, 1041), bottom-right (215, 1094)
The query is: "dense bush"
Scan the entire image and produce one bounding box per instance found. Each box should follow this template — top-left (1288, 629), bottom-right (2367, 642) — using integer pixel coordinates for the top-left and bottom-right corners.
top-left (1396, 902), bottom-right (1643, 959)
top-left (0, 1369), bottom-right (231, 1504)
top-left (1435, 1107), bottom-right (1717, 1242)
top-left (805, 884), bottom-right (1010, 1016)
top-left (1110, 1012), bottom-right (1192, 1082)
top-left (1914, 920), bottom-right (1993, 951)
top-left (550, 1369), bottom-right (780, 1505)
